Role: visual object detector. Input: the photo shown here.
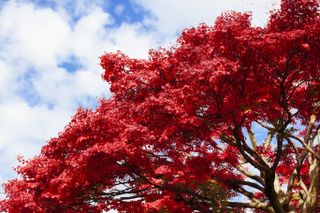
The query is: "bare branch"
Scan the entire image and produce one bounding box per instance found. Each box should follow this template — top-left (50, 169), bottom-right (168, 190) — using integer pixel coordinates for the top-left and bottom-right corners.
top-left (264, 131), bottom-right (274, 150)
top-left (233, 127), bottom-right (270, 172)
top-left (236, 164), bottom-right (265, 185)
top-left (305, 115), bottom-right (316, 164)
top-left (226, 201), bottom-right (274, 213)
top-left (285, 135), bottom-right (320, 161)
top-left (247, 126), bottom-right (257, 150)
top-left (256, 121), bottom-right (274, 131)
top-left (271, 134), bottom-right (284, 170)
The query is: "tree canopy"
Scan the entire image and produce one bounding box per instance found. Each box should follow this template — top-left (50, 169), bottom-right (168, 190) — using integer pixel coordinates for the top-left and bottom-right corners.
top-left (1, 0), bottom-right (320, 212)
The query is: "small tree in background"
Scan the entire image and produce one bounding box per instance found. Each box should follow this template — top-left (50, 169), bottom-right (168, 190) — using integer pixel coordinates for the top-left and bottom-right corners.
top-left (2, 0), bottom-right (320, 212)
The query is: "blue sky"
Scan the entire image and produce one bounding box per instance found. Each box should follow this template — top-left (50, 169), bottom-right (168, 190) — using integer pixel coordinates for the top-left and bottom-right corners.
top-left (0, 0), bottom-right (280, 193)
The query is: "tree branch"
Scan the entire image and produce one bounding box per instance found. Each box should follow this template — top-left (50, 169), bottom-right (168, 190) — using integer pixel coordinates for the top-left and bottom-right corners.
top-left (225, 201), bottom-right (274, 213)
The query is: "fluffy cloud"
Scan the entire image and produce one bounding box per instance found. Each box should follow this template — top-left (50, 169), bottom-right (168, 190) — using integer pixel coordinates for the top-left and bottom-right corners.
top-left (0, 0), bottom-right (280, 189)
top-left (134, 0), bottom-right (280, 36)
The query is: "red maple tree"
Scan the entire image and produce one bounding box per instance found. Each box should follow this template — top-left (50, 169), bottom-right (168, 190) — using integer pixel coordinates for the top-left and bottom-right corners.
top-left (2, 0), bottom-right (320, 212)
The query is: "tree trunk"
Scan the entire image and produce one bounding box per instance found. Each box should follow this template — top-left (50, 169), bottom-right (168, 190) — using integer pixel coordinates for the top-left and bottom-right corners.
top-left (302, 159), bottom-right (319, 213)
top-left (265, 174), bottom-right (286, 213)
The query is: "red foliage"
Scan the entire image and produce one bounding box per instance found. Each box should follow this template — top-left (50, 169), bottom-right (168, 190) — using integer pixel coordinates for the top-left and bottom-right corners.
top-left (1, 0), bottom-right (320, 212)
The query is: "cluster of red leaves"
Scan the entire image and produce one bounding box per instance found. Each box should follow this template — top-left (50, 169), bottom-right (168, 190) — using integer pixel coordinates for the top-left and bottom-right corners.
top-left (1, 0), bottom-right (320, 212)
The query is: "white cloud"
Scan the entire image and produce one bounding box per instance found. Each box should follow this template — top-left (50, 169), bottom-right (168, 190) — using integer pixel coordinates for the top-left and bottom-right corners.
top-left (0, 2), bottom-right (72, 68)
top-left (133, 0), bottom-right (280, 36)
top-left (106, 23), bottom-right (162, 57)
top-left (0, 61), bottom-right (14, 98)
top-left (0, 97), bottom-right (72, 183)
top-left (0, 98), bottom-right (70, 155)
top-left (115, 4), bottom-right (125, 16)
